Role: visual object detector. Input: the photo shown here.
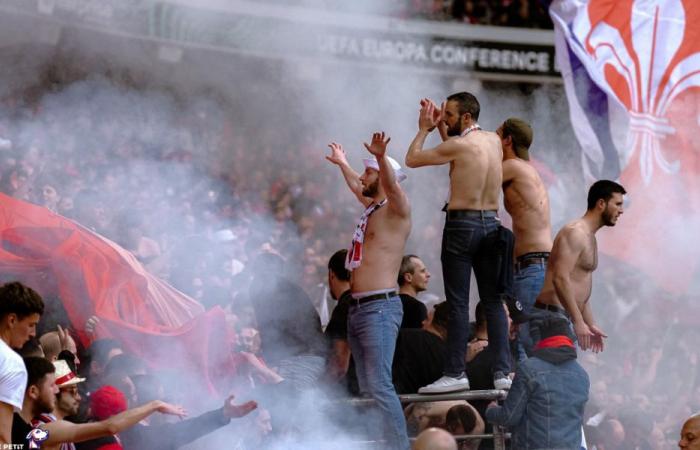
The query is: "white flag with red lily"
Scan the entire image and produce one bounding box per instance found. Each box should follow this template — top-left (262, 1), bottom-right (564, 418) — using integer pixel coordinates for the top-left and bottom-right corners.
top-left (550, 0), bottom-right (700, 293)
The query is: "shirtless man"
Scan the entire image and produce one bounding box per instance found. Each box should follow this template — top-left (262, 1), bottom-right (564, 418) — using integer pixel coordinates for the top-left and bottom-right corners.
top-left (326, 132), bottom-right (411, 450)
top-left (405, 93), bottom-right (511, 394)
top-left (679, 413), bottom-right (700, 449)
top-left (533, 180), bottom-right (625, 352)
top-left (497, 118), bottom-right (553, 356)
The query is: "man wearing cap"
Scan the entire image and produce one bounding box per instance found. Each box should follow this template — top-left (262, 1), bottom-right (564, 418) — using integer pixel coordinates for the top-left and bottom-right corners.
top-left (497, 118), bottom-right (553, 357)
top-left (326, 131), bottom-right (411, 450)
top-left (32, 360), bottom-right (86, 450)
top-left (405, 93), bottom-right (512, 394)
top-left (485, 317), bottom-right (589, 449)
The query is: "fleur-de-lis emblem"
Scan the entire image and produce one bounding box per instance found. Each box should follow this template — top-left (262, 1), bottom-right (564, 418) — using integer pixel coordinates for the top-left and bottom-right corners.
top-left (574, 0), bottom-right (700, 184)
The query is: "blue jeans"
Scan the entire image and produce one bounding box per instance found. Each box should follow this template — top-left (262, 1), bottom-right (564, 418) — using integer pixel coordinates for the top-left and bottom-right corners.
top-left (347, 296), bottom-right (409, 450)
top-left (513, 262), bottom-right (547, 360)
top-left (441, 212), bottom-right (511, 377)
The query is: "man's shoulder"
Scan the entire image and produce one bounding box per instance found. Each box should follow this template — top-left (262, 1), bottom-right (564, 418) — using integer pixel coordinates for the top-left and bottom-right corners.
top-left (0, 341), bottom-right (26, 375)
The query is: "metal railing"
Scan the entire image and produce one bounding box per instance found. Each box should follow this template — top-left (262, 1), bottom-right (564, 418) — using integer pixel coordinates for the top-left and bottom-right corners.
top-left (346, 389), bottom-right (510, 450)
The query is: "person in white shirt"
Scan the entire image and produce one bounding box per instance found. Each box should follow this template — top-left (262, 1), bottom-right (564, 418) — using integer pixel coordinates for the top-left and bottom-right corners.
top-left (0, 281), bottom-right (45, 445)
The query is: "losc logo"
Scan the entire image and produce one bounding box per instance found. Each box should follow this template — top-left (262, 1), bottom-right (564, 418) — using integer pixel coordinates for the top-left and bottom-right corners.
top-left (26, 428), bottom-right (49, 449)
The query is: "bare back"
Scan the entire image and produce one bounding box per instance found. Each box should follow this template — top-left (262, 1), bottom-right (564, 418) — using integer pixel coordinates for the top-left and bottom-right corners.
top-left (502, 158), bottom-right (553, 257)
top-left (350, 205), bottom-right (411, 292)
top-left (447, 131), bottom-right (502, 210)
top-left (537, 220), bottom-right (597, 312)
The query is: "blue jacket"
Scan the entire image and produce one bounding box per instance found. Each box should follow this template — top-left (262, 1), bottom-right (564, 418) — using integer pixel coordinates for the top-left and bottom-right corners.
top-left (485, 356), bottom-right (589, 450)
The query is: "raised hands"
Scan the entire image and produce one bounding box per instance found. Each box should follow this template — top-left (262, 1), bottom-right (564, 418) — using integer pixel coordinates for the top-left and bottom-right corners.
top-left (363, 132), bottom-right (391, 158)
top-left (223, 394), bottom-right (258, 419)
top-left (418, 98), bottom-right (443, 132)
top-left (326, 142), bottom-right (349, 166)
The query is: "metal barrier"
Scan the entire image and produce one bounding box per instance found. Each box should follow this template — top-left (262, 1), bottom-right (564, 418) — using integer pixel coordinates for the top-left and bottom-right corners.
top-left (346, 390), bottom-right (510, 450)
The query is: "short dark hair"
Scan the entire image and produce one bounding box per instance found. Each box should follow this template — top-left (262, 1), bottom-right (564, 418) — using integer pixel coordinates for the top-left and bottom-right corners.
top-left (19, 337), bottom-right (45, 358)
top-left (397, 255), bottom-right (419, 286)
top-left (24, 356), bottom-right (55, 389)
top-left (0, 282), bottom-right (45, 320)
top-left (328, 249), bottom-right (350, 282)
top-left (502, 118), bottom-right (533, 160)
top-left (431, 301), bottom-right (450, 330)
top-left (447, 92), bottom-right (480, 121)
top-left (587, 180), bottom-right (626, 210)
top-left (446, 404), bottom-right (477, 434)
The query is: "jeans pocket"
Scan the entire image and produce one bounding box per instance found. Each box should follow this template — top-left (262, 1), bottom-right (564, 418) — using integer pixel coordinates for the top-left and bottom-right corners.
top-left (442, 227), bottom-right (475, 255)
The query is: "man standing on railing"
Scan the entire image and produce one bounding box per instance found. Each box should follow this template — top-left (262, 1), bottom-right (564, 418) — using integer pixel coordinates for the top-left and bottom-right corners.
top-left (405, 93), bottom-right (512, 394)
top-left (531, 180), bottom-right (625, 352)
top-left (497, 118), bottom-right (553, 357)
top-left (326, 132), bottom-right (411, 450)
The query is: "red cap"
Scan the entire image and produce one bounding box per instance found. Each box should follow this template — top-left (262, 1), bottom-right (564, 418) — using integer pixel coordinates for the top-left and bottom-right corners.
top-left (90, 385), bottom-right (128, 420)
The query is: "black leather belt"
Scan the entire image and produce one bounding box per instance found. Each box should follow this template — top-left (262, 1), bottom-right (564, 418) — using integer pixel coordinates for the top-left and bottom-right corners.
top-left (445, 209), bottom-right (498, 220)
top-left (351, 291), bottom-right (398, 305)
top-left (515, 252), bottom-right (550, 271)
top-left (534, 301), bottom-right (569, 317)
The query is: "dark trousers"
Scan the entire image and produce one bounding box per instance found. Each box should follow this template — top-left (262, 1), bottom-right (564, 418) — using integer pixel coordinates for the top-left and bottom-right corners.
top-left (441, 211), bottom-right (511, 377)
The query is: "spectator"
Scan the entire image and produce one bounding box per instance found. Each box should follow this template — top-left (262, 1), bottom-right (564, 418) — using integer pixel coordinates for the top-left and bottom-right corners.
top-left (118, 374), bottom-right (258, 450)
top-left (0, 281), bottom-right (44, 445)
top-left (392, 301), bottom-right (449, 394)
top-left (13, 357), bottom-right (186, 448)
top-left (397, 255), bottom-right (430, 329)
top-left (444, 403), bottom-right (484, 450)
top-left (324, 249), bottom-right (353, 383)
top-left (485, 316), bottom-right (589, 449)
top-left (679, 412), bottom-right (700, 449)
top-left (40, 326), bottom-right (81, 366)
top-left (413, 427), bottom-right (458, 450)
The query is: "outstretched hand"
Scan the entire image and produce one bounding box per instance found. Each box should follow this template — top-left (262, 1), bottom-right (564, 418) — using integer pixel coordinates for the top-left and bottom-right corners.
top-left (363, 132), bottom-right (391, 158)
top-left (326, 142), bottom-right (349, 166)
top-left (223, 394), bottom-right (258, 419)
top-left (156, 402), bottom-right (188, 418)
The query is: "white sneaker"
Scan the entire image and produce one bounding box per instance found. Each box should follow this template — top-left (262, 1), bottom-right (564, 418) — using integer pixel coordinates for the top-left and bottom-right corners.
top-left (493, 375), bottom-right (512, 390)
top-left (418, 376), bottom-right (470, 394)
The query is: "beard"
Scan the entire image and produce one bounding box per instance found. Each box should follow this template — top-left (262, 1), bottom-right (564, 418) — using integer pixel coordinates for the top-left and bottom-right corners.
top-left (362, 179), bottom-right (379, 198)
top-left (446, 121), bottom-right (463, 137)
top-left (36, 397), bottom-right (55, 415)
top-left (602, 208), bottom-right (617, 226)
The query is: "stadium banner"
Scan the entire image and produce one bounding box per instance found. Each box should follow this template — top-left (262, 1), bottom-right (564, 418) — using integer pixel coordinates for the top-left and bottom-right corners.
top-left (550, 0), bottom-right (700, 293)
top-left (0, 0), bottom-right (558, 80)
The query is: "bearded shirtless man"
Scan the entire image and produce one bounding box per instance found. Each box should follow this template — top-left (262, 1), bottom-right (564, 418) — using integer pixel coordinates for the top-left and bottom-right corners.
top-left (533, 180), bottom-right (625, 352)
top-left (326, 132), bottom-right (411, 450)
top-left (405, 93), bottom-right (511, 394)
top-left (497, 118), bottom-right (553, 356)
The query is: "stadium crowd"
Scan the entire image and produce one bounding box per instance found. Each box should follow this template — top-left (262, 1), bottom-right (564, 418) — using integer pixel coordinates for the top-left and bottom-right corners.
top-left (0, 64), bottom-right (698, 449)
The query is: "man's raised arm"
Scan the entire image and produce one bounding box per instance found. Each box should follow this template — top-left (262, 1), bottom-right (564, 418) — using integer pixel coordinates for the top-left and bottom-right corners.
top-left (405, 99), bottom-right (455, 168)
top-left (549, 228), bottom-right (593, 350)
top-left (326, 142), bottom-right (371, 207)
top-left (364, 132), bottom-right (409, 218)
top-left (42, 400), bottom-right (186, 445)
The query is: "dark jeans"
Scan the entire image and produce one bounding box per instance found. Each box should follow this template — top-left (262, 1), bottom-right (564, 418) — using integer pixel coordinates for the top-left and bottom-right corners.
top-left (441, 210), bottom-right (511, 377)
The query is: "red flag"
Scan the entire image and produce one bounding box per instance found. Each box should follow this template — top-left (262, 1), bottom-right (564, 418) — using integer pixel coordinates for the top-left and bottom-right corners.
top-left (0, 193), bottom-right (230, 393)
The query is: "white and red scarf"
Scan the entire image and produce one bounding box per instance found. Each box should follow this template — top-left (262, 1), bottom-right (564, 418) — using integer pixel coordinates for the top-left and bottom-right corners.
top-left (345, 199), bottom-right (387, 271)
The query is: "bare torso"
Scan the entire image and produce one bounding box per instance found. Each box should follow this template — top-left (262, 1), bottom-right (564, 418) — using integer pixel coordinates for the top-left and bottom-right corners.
top-left (537, 220), bottom-right (597, 311)
top-left (446, 131), bottom-right (502, 210)
top-left (350, 204), bottom-right (411, 292)
top-left (502, 158), bottom-right (553, 257)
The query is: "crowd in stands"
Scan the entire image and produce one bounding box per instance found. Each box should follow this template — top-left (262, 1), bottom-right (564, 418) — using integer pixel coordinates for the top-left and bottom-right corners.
top-left (269, 0), bottom-right (554, 29)
top-left (0, 67), bottom-right (698, 449)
